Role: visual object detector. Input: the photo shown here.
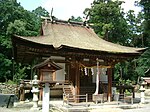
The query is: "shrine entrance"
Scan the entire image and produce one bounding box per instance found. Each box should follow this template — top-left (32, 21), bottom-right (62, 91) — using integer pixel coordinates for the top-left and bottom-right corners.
top-left (12, 19), bottom-right (145, 104)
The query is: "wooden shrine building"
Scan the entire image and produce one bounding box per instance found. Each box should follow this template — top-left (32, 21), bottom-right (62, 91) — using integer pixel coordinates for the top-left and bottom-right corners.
top-left (12, 19), bottom-right (146, 102)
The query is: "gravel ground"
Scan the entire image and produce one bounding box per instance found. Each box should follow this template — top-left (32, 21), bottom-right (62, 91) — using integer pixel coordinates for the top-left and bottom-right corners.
top-left (0, 107), bottom-right (39, 112)
top-left (123, 105), bottom-right (150, 112)
top-left (0, 93), bottom-right (150, 112)
top-left (0, 104), bottom-right (150, 112)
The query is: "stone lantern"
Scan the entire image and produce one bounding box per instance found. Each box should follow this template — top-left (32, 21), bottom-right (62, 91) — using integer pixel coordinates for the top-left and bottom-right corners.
top-left (139, 77), bottom-right (146, 104)
top-left (33, 58), bottom-right (62, 112)
top-left (31, 75), bottom-right (39, 109)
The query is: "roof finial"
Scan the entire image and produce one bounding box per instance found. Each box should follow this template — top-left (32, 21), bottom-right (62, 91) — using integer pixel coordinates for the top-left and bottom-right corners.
top-left (83, 9), bottom-right (90, 26)
top-left (50, 8), bottom-right (54, 22)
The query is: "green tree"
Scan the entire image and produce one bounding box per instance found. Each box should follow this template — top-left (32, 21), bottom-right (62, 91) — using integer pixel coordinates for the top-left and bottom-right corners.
top-left (84, 0), bottom-right (129, 44)
top-left (125, 10), bottom-right (145, 47)
top-left (135, 0), bottom-right (150, 78)
top-left (84, 0), bottom-right (148, 83)
top-left (32, 6), bottom-right (50, 17)
top-left (0, 0), bottom-right (41, 82)
top-left (0, 53), bottom-right (12, 82)
top-left (136, 49), bottom-right (150, 77)
top-left (13, 63), bottom-right (31, 83)
top-left (69, 16), bottom-right (83, 22)
top-left (139, 0), bottom-right (150, 47)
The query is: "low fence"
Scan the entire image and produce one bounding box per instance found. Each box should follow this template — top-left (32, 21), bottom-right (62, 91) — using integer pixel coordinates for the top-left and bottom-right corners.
top-left (63, 94), bottom-right (88, 106)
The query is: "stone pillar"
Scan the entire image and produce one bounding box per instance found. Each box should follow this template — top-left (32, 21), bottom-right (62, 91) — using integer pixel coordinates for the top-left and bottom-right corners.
top-left (140, 86), bottom-right (145, 103)
top-left (42, 83), bottom-right (50, 112)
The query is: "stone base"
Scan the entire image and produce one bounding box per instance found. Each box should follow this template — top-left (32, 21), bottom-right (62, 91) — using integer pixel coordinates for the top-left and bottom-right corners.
top-left (145, 89), bottom-right (150, 96)
top-left (30, 107), bottom-right (41, 111)
top-left (13, 102), bottom-right (19, 107)
top-left (92, 94), bottom-right (104, 104)
top-left (19, 101), bottom-right (25, 104)
top-left (32, 101), bottom-right (39, 108)
top-left (38, 100), bottom-right (42, 105)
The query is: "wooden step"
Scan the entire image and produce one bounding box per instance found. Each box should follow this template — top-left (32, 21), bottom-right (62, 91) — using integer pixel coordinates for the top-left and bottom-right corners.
top-left (63, 85), bottom-right (75, 102)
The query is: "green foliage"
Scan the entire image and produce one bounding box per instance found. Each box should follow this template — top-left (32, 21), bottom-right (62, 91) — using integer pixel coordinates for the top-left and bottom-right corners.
top-left (0, 0), bottom-right (47, 82)
top-left (114, 63), bottom-right (121, 81)
top-left (0, 0), bottom-right (19, 33)
top-left (69, 16), bottom-right (83, 22)
top-left (85, 0), bottom-right (129, 44)
top-left (139, 0), bottom-right (150, 47)
top-left (114, 60), bottom-right (138, 84)
top-left (5, 80), bottom-right (16, 84)
top-left (136, 49), bottom-right (150, 76)
top-left (32, 6), bottom-right (50, 17)
top-left (133, 0), bottom-right (150, 80)
top-left (13, 63), bottom-right (31, 83)
top-left (126, 79), bottom-right (132, 85)
top-left (125, 10), bottom-right (145, 47)
top-left (7, 19), bottom-right (39, 36)
top-left (7, 20), bottom-right (26, 35)
top-left (85, 0), bottom-right (149, 84)
top-left (0, 53), bottom-right (12, 82)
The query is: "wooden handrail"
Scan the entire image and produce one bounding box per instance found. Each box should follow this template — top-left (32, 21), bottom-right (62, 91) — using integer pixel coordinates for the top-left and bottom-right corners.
top-left (63, 93), bottom-right (88, 106)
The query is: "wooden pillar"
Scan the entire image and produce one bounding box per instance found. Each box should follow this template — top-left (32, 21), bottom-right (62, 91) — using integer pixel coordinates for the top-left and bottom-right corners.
top-left (65, 57), bottom-right (69, 81)
top-left (69, 62), bottom-right (75, 86)
top-left (20, 88), bottom-right (25, 101)
top-left (75, 60), bottom-right (80, 102)
top-left (39, 88), bottom-right (43, 101)
top-left (107, 67), bottom-right (112, 102)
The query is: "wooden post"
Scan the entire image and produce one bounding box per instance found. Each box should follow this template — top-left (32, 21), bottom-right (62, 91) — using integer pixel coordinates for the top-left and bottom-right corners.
top-left (19, 80), bottom-right (25, 102)
top-left (107, 67), bottom-right (112, 102)
top-left (20, 88), bottom-right (25, 101)
top-left (75, 60), bottom-right (80, 102)
top-left (39, 88), bottom-right (43, 101)
top-left (65, 57), bottom-right (69, 81)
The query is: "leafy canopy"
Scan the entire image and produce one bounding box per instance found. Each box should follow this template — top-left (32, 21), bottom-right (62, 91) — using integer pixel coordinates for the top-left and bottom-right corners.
top-left (0, 0), bottom-right (48, 83)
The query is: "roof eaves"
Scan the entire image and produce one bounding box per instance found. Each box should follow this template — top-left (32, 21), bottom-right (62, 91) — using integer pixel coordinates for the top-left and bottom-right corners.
top-left (33, 58), bottom-right (62, 70)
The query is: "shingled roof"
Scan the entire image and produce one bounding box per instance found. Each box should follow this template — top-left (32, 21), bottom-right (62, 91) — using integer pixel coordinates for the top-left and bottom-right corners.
top-left (14, 20), bottom-right (145, 54)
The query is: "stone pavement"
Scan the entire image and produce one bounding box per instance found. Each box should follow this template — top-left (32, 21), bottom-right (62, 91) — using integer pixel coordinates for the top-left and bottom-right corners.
top-left (0, 93), bottom-right (150, 112)
top-left (50, 94), bottom-right (150, 112)
top-left (0, 100), bottom-right (150, 112)
top-left (48, 97), bottom-right (150, 112)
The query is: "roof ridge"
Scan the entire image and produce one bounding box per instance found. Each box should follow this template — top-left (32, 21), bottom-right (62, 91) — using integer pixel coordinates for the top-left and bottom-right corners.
top-left (42, 18), bottom-right (90, 28)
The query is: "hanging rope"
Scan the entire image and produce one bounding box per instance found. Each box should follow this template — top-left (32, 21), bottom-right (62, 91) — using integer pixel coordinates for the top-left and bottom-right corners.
top-left (91, 68), bottom-right (94, 75)
top-left (84, 67), bottom-right (88, 75)
top-left (79, 63), bottom-right (111, 68)
top-left (79, 61), bottom-right (111, 76)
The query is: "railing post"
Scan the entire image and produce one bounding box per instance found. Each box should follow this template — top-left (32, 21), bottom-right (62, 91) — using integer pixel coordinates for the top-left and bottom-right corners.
top-left (86, 94), bottom-right (88, 107)
top-left (67, 94), bottom-right (69, 104)
top-left (63, 93), bottom-right (64, 106)
top-left (131, 93), bottom-right (134, 104)
top-left (131, 97), bottom-right (133, 105)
